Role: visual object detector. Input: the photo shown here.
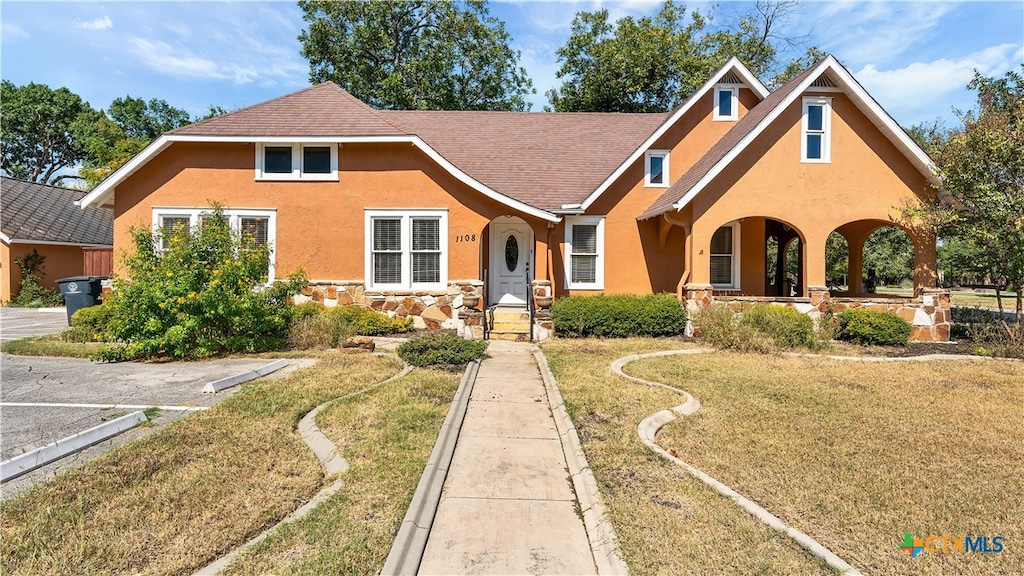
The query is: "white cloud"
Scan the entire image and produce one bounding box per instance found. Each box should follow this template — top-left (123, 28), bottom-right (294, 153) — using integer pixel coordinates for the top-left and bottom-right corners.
top-left (74, 16), bottom-right (113, 31)
top-left (855, 43), bottom-right (1022, 124)
top-left (1, 21), bottom-right (29, 41)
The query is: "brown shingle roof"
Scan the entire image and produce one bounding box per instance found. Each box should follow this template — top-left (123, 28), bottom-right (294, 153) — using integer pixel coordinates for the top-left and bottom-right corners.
top-left (640, 60), bottom-right (826, 219)
top-left (171, 82), bottom-right (405, 137)
top-left (1, 177), bottom-right (113, 245)
top-left (384, 110), bottom-right (667, 210)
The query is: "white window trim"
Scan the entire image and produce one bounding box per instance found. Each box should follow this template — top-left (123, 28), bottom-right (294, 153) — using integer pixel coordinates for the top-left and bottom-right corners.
top-left (801, 97), bottom-right (832, 163)
top-left (710, 221), bottom-right (741, 291)
top-left (152, 207), bottom-right (278, 281)
top-left (713, 85), bottom-right (739, 121)
top-left (255, 143), bottom-right (339, 181)
top-left (644, 150), bottom-right (670, 188)
top-left (364, 209), bottom-right (448, 291)
top-left (564, 215), bottom-right (605, 290)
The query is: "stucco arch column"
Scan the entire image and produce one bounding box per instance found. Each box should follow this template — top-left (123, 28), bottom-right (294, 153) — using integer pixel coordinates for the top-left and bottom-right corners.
top-left (912, 228), bottom-right (938, 294)
top-left (802, 229), bottom-right (829, 297)
top-left (686, 220), bottom-right (715, 286)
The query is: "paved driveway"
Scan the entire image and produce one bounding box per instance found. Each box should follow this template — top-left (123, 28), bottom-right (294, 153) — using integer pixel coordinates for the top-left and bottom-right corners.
top-left (1, 352), bottom-right (304, 500)
top-left (0, 307), bottom-right (69, 341)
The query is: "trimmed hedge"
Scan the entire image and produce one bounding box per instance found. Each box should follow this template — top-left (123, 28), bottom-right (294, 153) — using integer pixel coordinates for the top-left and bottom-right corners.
top-left (838, 308), bottom-right (911, 346)
top-left (397, 333), bottom-right (488, 367)
top-left (551, 294), bottom-right (686, 338)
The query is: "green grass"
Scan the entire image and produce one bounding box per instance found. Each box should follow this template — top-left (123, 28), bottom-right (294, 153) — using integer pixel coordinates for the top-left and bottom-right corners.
top-left (0, 334), bottom-right (106, 358)
top-left (0, 354), bottom-right (408, 576)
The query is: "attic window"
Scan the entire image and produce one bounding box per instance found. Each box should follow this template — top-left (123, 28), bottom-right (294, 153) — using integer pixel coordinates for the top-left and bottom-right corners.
top-left (801, 97), bottom-right (832, 163)
top-left (256, 143), bottom-right (338, 181)
top-left (645, 150), bottom-right (669, 187)
top-left (714, 86), bottom-right (738, 121)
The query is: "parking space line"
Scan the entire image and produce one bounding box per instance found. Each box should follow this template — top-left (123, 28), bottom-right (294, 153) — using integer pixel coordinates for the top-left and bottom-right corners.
top-left (1, 402), bottom-right (208, 412)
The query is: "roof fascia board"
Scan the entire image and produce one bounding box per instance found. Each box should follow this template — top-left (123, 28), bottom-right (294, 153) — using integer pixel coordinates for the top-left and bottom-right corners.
top-left (579, 57), bottom-right (768, 211)
top-left (77, 135), bottom-right (560, 223)
top-left (5, 239), bottom-right (112, 247)
top-left (665, 56), bottom-right (938, 216)
top-left (0, 232), bottom-right (10, 244)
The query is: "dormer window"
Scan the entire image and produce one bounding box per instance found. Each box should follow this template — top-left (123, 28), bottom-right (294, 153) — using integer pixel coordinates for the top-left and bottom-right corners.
top-left (714, 86), bottom-right (738, 121)
top-left (645, 150), bottom-right (669, 187)
top-left (801, 98), bottom-right (832, 163)
top-left (256, 143), bottom-right (338, 181)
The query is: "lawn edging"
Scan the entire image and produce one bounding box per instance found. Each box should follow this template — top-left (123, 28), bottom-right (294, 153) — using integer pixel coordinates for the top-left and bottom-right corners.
top-left (202, 359), bottom-right (291, 393)
top-left (534, 347), bottom-right (629, 575)
top-left (381, 359), bottom-right (479, 576)
top-left (611, 349), bottom-right (864, 576)
top-left (194, 354), bottom-right (414, 576)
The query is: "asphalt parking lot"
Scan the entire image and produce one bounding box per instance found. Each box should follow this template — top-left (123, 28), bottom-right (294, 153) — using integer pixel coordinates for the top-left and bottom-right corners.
top-left (0, 307), bottom-right (70, 341)
top-left (0, 307), bottom-right (309, 500)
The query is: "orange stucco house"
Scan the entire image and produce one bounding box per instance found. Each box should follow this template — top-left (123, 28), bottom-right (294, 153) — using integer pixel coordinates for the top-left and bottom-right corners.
top-left (78, 55), bottom-right (950, 341)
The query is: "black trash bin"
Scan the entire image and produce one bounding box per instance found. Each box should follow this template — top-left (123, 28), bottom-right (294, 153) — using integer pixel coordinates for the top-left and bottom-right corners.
top-left (56, 276), bottom-right (106, 326)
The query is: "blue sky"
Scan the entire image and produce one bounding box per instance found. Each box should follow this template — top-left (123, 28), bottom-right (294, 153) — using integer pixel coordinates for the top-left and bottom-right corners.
top-left (1, 1), bottom-right (1021, 128)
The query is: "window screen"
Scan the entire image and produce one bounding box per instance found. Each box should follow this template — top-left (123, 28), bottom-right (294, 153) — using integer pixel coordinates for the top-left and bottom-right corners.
top-left (710, 226), bottom-right (734, 285)
top-left (159, 216), bottom-right (191, 250)
top-left (571, 224), bottom-right (598, 284)
top-left (264, 146), bottom-right (292, 173)
top-left (240, 216), bottom-right (269, 246)
top-left (411, 218), bottom-right (440, 283)
top-left (372, 218), bottom-right (403, 284)
top-left (303, 146), bottom-right (331, 174)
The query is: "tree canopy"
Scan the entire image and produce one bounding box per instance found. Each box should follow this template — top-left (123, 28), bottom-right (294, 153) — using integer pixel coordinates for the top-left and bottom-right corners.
top-left (1, 80), bottom-right (100, 185)
top-left (547, 0), bottom-right (818, 112)
top-left (298, 0), bottom-right (534, 111)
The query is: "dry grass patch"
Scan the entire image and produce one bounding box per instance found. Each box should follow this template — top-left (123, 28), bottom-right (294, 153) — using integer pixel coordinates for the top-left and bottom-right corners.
top-left (542, 338), bottom-right (832, 575)
top-left (220, 368), bottom-right (461, 575)
top-left (629, 353), bottom-right (1024, 575)
top-left (0, 334), bottom-right (106, 358)
top-left (0, 353), bottom-right (403, 576)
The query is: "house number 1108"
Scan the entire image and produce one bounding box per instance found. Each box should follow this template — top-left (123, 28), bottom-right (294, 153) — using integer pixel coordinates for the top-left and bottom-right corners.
top-left (454, 234), bottom-right (477, 242)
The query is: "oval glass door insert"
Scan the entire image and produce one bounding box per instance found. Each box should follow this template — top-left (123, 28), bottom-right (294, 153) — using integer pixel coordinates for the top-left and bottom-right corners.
top-left (504, 235), bottom-right (519, 272)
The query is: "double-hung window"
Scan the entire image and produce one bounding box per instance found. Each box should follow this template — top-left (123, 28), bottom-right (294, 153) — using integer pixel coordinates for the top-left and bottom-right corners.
top-left (565, 216), bottom-right (605, 290)
top-left (645, 150), bottom-right (669, 187)
top-left (801, 97), bottom-right (832, 162)
top-left (256, 143), bottom-right (338, 180)
top-left (710, 222), bottom-right (740, 290)
top-left (152, 208), bottom-right (277, 280)
top-left (714, 86), bottom-right (738, 121)
top-left (365, 210), bottom-right (448, 290)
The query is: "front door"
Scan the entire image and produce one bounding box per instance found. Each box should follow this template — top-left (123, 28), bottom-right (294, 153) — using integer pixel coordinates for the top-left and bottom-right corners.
top-left (490, 219), bottom-right (531, 305)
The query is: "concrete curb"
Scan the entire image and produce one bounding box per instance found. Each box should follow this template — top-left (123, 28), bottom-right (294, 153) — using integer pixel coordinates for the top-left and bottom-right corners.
top-left (381, 359), bottom-right (480, 576)
top-left (534, 348), bottom-right (629, 575)
top-left (194, 356), bottom-right (413, 576)
top-left (611, 349), bottom-right (863, 576)
top-left (1, 411), bottom-right (148, 483)
top-left (202, 359), bottom-right (290, 393)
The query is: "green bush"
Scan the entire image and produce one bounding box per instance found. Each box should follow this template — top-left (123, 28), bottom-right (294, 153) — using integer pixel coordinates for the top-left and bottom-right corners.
top-left (62, 304), bottom-right (117, 343)
top-left (837, 308), bottom-right (912, 346)
top-left (397, 333), bottom-right (487, 367)
top-left (738, 304), bottom-right (816, 348)
top-left (9, 249), bottom-right (63, 308)
top-left (333, 305), bottom-right (413, 336)
top-left (96, 206), bottom-right (307, 361)
top-left (551, 294), bottom-right (686, 338)
top-left (694, 303), bottom-right (818, 352)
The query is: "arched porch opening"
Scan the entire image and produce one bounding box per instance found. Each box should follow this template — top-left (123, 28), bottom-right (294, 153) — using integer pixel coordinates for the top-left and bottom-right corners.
top-left (764, 218), bottom-right (804, 297)
top-left (831, 219), bottom-right (931, 296)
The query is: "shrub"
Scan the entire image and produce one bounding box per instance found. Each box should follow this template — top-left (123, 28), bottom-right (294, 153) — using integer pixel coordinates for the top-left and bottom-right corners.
top-left (950, 306), bottom-right (1023, 358)
top-left (62, 304), bottom-right (118, 343)
top-left (286, 304), bottom-right (413, 349)
top-left (551, 294), bottom-right (686, 338)
top-left (693, 303), bottom-right (817, 352)
top-left (287, 311), bottom-right (351, 349)
top-left (739, 304), bottom-right (816, 348)
top-left (397, 333), bottom-right (487, 367)
top-left (9, 249), bottom-right (63, 308)
top-left (333, 305), bottom-right (413, 336)
top-left (96, 206), bottom-right (307, 361)
top-left (837, 308), bottom-right (911, 346)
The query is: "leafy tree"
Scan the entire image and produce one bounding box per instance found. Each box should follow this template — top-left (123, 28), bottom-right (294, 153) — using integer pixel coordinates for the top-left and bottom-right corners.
top-left (99, 205), bottom-right (307, 361)
top-left (1, 80), bottom-right (101, 184)
top-left (107, 96), bottom-right (191, 140)
top-left (298, 0), bottom-right (533, 110)
top-left (862, 227), bottom-right (915, 287)
top-left (548, 0), bottom-right (816, 112)
top-left (825, 231), bottom-right (848, 287)
top-left (906, 66), bottom-right (1024, 331)
top-left (769, 45), bottom-right (826, 88)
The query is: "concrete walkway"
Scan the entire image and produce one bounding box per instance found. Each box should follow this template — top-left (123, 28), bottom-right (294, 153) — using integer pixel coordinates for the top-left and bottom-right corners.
top-left (417, 340), bottom-right (598, 575)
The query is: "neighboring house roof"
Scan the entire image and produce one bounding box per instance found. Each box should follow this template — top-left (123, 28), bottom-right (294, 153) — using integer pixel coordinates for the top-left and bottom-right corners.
top-left (170, 82), bottom-right (406, 137)
top-left (0, 177), bottom-right (113, 246)
top-left (639, 55), bottom-right (939, 220)
top-left (384, 110), bottom-right (667, 211)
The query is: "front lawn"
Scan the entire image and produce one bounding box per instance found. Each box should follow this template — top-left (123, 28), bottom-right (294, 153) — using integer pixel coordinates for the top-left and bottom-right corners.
top-left (543, 338), bottom-right (1024, 575)
top-left (1, 354), bottom-right (458, 576)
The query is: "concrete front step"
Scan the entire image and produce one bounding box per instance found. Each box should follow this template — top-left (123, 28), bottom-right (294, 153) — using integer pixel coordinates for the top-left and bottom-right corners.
top-left (488, 330), bottom-right (532, 342)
